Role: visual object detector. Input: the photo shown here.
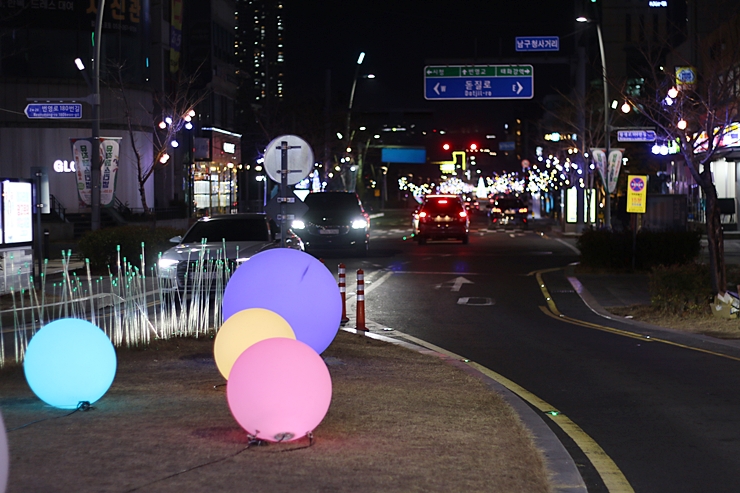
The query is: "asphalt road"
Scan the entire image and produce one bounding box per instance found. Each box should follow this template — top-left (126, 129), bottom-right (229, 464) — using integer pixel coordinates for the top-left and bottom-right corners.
top-left (321, 211), bottom-right (740, 493)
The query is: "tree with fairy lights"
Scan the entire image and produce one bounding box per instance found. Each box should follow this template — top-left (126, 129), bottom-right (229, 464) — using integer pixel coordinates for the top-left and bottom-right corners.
top-left (622, 13), bottom-right (740, 300)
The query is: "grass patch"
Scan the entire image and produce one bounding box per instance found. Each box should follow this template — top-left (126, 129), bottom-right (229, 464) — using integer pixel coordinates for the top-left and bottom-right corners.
top-left (607, 304), bottom-right (740, 339)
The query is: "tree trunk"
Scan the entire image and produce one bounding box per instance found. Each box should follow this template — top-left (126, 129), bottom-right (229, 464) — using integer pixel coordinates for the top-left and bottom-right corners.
top-left (139, 185), bottom-right (150, 217)
top-left (702, 178), bottom-right (726, 296)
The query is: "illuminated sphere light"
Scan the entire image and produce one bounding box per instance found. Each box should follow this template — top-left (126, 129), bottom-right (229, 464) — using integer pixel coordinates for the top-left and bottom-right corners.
top-left (0, 410), bottom-right (7, 493)
top-left (222, 249), bottom-right (341, 354)
top-left (214, 308), bottom-right (295, 379)
top-left (24, 318), bottom-right (116, 409)
top-left (226, 337), bottom-right (332, 442)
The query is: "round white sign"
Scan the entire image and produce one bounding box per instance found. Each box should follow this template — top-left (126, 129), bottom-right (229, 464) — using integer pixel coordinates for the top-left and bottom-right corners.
top-left (263, 135), bottom-right (314, 186)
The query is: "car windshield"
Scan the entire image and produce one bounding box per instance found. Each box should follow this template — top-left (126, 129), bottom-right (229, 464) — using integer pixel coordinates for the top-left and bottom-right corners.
top-left (304, 193), bottom-right (361, 211)
top-left (181, 217), bottom-right (270, 243)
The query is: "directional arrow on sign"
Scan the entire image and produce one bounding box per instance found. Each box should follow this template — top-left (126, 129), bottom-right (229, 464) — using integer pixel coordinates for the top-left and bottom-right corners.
top-left (513, 82), bottom-right (524, 94)
top-left (434, 276), bottom-right (474, 292)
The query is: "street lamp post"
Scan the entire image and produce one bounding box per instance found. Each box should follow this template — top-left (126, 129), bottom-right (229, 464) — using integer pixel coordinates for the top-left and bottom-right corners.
top-left (91, 0), bottom-right (105, 231)
top-left (578, 16), bottom-right (612, 228)
top-left (345, 51), bottom-right (365, 150)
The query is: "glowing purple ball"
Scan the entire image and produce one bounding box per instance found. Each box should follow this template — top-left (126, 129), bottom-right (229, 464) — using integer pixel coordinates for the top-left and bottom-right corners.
top-left (222, 249), bottom-right (341, 354)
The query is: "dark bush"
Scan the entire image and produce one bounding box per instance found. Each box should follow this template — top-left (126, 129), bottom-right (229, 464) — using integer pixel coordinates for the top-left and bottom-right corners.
top-left (649, 263), bottom-right (712, 314)
top-left (577, 228), bottom-right (701, 271)
top-left (77, 225), bottom-right (185, 272)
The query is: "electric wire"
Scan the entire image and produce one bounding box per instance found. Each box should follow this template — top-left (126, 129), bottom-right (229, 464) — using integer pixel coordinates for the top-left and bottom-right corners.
top-left (6, 401), bottom-right (93, 432)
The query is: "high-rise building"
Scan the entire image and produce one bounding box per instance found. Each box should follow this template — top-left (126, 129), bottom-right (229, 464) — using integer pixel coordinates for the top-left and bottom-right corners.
top-left (236, 0), bottom-right (285, 106)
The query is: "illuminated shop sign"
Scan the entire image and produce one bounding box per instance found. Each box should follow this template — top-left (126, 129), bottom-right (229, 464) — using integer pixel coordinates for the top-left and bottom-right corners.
top-left (53, 160), bottom-right (76, 173)
top-left (649, 0), bottom-right (667, 7)
top-left (223, 142), bottom-right (236, 154)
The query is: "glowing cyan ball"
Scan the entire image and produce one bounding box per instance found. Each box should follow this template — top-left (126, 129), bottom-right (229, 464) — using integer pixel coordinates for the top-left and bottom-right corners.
top-left (214, 308), bottom-right (295, 379)
top-left (0, 410), bottom-right (7, 493)
top-left (226, 337), bottom-right (332, 442)
top-left (222, 248), bottom-right (341, 354)
top-left (24, 318), bottom-right (117, 409)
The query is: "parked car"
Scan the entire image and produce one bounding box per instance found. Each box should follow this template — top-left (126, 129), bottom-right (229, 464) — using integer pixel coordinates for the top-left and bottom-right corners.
top-left (157, 213), bottom-right (303, 295)
top-left (489, 196), bottom-right (529, 229)
top-left (412, 194), bottom-right (469, 244)
top-left (290, 191), bottom-right (370, 256)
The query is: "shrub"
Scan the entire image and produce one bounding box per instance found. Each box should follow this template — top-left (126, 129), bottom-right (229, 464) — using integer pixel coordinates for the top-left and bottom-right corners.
top-left (649, 263), bottom-right (712, 314)
top-left (77, 225), bottom-right (185, 272)
top-left (577, 228), bottom-right (701, 271)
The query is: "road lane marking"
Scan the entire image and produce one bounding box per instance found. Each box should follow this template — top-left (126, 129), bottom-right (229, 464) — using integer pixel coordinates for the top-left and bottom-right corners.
top-left (392, 332), bottom-right (634, 493)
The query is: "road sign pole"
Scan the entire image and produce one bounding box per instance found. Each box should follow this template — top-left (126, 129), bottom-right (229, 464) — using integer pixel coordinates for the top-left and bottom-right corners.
top-left (280, 141), bottom-right (288, 248)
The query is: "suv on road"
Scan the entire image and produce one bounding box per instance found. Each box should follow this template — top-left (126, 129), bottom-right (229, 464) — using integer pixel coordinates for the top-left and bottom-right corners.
top-left (489, 195), bottom-right (529, 229)
top-left (412, 194), bottom-right (470, 244)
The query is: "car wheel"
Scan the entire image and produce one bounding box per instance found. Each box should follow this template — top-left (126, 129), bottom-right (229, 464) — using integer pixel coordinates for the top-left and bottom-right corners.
top-left (462, 234), bottom-right (469, 245)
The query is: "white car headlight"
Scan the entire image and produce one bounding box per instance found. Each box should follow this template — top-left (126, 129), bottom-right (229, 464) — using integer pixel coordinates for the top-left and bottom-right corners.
top-left (351, 218), bottom-right (368, 229)
top-left (292, 219), bottom-right (306, 230)
top-left (158, 258), bottom-right (179, 270)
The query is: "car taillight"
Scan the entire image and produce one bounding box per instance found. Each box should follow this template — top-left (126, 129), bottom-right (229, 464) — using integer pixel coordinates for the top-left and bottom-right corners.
top-left (458, 210), bottom-right (467, 218)
top-left (518, 207), bottom-right (528, 213)
top-left (419, 211), bottom-right (427, 218)
top-left (438, 199), bottom-right (448, 204)
top-left (492, 207), bottom-right (502, 213)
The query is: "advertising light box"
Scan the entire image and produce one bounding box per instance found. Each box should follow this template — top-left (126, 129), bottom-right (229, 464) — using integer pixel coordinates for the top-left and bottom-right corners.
top-left (2, 180), bottom-right (33, 245)
top-left (380, 147), bottom-right (427, 164)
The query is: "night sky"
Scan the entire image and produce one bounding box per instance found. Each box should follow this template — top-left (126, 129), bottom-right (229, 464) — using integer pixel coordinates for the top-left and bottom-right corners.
top-left (284, 0), bottom-right (577, 129)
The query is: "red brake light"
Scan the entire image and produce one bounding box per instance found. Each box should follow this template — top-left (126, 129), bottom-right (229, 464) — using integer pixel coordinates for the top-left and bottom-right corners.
top-left (419, 211), bottom-right (427, 218)
top-left (438, 199), bottom-right (448, 204)
top-left (459, 210), bottom-right (467, 218)
top-left (518, 207), bottom-right (528, 213)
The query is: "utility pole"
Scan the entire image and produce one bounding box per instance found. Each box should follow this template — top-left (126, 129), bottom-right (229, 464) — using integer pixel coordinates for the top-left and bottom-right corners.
top-left (90, 0), bottom-right (106, 231)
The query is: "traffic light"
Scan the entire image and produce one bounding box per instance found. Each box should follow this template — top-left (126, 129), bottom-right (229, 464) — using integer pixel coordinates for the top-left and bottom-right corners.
top-left (469, 143), bottom-right (478, 151)
top-left (442, 143), bottom-right (451, 151)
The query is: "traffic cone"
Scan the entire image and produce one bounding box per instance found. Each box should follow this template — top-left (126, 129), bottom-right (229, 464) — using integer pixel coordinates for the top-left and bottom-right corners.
top-left (356, 269), bottom-right (367, 334)
top-left (338, 263), bottom-right (349, 324)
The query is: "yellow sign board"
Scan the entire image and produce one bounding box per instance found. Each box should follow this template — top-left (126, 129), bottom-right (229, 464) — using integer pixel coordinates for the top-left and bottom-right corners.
top-left (626, 175), bottom-right (648, 213)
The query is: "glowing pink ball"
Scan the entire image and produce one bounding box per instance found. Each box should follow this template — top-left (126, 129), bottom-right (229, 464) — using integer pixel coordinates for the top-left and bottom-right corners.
top-left (226, 337), bottom-right (332, 442)
top-left (222, 248), bottom-right (341, 354)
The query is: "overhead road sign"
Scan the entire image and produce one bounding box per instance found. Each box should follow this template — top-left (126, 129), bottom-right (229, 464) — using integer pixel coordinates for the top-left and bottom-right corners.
top-left (24, 103), bottom-right (82, 119)
top-left (515, 36), bottom-right (559, 52)
top-left (424, 65), bottom-right (534, 100)
top-left (617, 130), bottom-right (657, 142)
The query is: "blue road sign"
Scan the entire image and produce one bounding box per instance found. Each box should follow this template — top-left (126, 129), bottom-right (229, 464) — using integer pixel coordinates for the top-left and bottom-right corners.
top-left (24, 103), bottom-right (82, 119)
top-left (515, 36), bottom-right (559, 52)
top-left (424, 65), bottom-right (534, 100)
top-left (617, 130), bottom-right (657, 142)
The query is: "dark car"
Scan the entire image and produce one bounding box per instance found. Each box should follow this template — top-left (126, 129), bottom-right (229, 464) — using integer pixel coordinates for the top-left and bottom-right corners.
top-left (291, 191), bottom-right (370, 256)
top-left (489, 196), bottom-right (529, 229)
top-left (412, 194), bottom-right (469, 244)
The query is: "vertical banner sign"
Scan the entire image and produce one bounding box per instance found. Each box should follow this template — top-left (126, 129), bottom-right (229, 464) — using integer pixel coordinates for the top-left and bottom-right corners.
top-left (626, 175), bottom-right (648, 213)
top-left (170, 0), bottom-right (183, 73)
top-left (100, 138), bottom-right (121, 206)
top-left (71, 137), bottom-right (122, 207)
top-left (607, 149), bottom-right (624, 194)
top-left (71, 138), bottom-right (93, 206)
top-left (591, 148), bottom-right (607, 184)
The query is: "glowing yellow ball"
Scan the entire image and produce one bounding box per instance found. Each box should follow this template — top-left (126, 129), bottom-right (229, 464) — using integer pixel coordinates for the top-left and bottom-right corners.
top-left (214, 308), bottom-right (295, 379)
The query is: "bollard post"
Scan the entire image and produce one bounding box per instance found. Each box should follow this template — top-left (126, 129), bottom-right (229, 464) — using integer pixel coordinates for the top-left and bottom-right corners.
top-left (356, 269), bottom-right (367, 334)
top-left (338, 263), bottom-right (349, 324)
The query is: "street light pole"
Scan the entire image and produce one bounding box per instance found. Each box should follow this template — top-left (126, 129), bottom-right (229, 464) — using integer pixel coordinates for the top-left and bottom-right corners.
top-left (595, 22), bottom-right (612, 229)
top-left (577, 15), bottom-right (611, 228)
top-left (91, 0), bottom-right (106, 231)
top-left (345, 52), bottom-right (365, 151)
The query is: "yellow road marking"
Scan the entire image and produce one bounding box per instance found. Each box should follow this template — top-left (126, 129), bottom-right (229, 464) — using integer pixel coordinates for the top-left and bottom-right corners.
top-left (395, 332), bottom-right (634, 493)
top-left (534, 270), bottom-right (740, 362)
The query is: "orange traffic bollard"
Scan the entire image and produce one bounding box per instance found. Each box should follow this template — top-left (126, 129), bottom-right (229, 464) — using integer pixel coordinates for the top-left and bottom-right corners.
top-left (356, 269), bottom-right (367, 333)
top-left (338, 263), bottom-right (349, 324)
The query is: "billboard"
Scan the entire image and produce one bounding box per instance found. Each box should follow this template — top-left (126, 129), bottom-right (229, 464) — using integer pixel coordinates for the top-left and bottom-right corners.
top-left (380, 147), bottom-right (426, 164)
top-left (1, 180), bottom-right (33, 245)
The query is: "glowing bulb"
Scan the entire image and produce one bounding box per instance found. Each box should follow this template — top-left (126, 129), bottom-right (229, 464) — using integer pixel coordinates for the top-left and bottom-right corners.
top-left (677, 119), bottom-right (687, 130)
top-left (667, 87), bottom-right (679, 98)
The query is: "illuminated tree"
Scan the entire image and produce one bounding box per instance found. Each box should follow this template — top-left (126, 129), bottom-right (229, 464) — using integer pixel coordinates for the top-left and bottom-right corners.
top-left (622, 15), bottom-right (740, 297)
